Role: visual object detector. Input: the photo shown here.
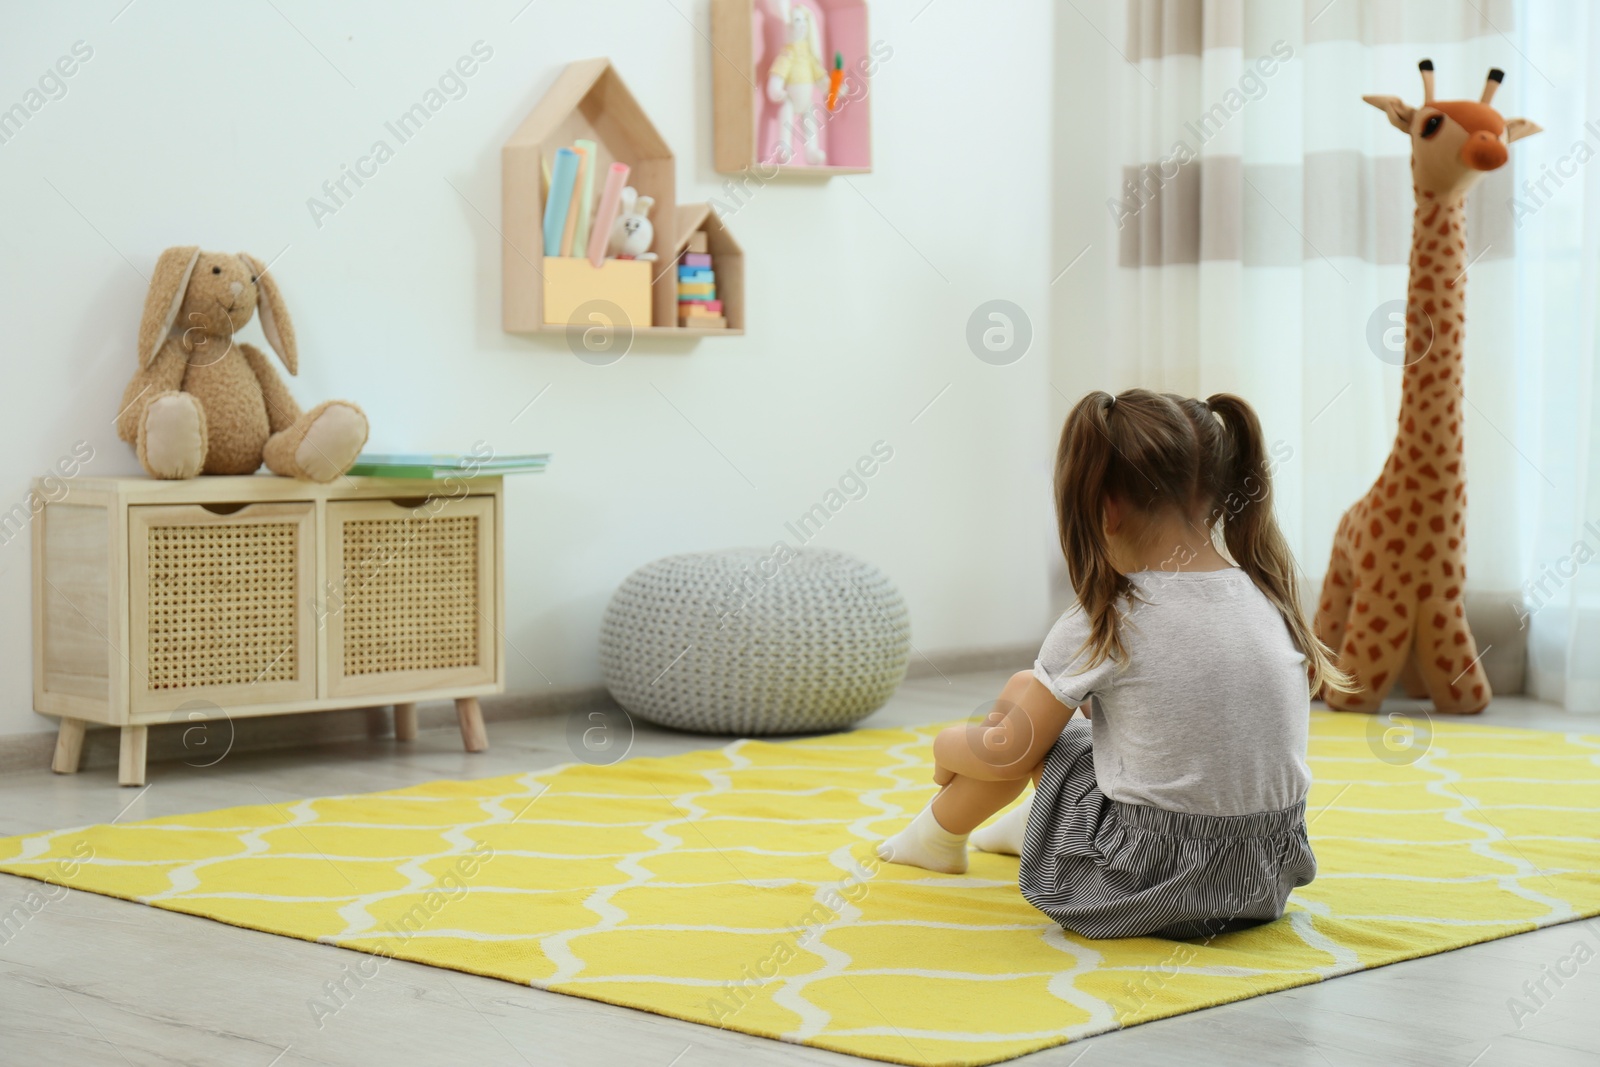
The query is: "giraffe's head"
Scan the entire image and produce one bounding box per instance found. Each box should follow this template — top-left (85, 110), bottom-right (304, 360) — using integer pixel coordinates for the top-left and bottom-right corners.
top-left (1365, 60), bottom-right (1540, 203)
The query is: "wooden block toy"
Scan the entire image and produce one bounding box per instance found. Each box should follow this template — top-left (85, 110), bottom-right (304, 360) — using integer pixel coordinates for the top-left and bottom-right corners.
top-left (669, 203), bottom-right (744, 333)
top-left (679, 314), bottom-right (728, 329)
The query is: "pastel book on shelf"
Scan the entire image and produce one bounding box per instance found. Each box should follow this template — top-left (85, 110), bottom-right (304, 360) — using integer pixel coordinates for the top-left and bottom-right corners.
top-left (538, 148), bottom-right (651, 328)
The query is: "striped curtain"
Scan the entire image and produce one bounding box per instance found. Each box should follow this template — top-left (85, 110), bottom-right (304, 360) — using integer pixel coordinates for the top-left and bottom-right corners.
top-left (1085, 0), bottom-right (1600, 709)
top-left (1512, 3), bottom-right (1600, 711)
top-left (1105, 0), bottom-right (1520, 579)
top-left (1088, 2), bottom-right (1561, 675)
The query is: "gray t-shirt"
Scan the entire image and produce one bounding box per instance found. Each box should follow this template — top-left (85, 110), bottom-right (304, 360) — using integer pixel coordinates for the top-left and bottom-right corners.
top-left (1033, 568), bottom-right (1311, 818)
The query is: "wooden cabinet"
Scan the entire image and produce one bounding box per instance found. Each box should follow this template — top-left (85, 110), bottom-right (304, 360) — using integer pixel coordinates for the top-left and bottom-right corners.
top-left (323, 497), bottom-right (498, 698)
top-left (33, 476), bottom-right (506, 786)
top-left (129, 502), bottom-right (318, 716)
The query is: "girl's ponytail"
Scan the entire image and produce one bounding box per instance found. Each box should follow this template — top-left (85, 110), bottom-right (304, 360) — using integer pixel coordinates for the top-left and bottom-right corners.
top-left (1205, 393), bottom-right (1353, 696)
top-left (1055, 391), bottom-right (1133, 668)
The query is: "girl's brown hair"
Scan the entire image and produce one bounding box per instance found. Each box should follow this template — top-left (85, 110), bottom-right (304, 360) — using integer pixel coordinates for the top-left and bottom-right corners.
top-left (1053, 388), bottom-right (1351, 696)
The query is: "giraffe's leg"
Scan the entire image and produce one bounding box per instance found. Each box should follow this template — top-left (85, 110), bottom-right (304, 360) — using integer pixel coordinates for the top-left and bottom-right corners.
top-left (1324, 589), bottom-right (1414, 714)
top-left (1412, 597), bottom-right (1491, 714)
top-left (1397, 652), bottom-right (1429, 699)
top-left (1313, 532), bottom-right (1356, 701)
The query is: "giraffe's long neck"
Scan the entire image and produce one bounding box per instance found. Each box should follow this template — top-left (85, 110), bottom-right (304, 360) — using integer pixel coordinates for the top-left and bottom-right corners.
top-left (1393, 189), bottom-right (1468, 491)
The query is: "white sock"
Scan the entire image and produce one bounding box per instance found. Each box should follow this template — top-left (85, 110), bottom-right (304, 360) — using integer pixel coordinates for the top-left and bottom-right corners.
top-left (875, 804), bottom-right (969, 874)
top-left (970, 793), bottom-right (1033, 856)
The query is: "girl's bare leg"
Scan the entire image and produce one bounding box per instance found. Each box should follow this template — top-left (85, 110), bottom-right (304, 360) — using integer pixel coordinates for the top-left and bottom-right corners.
top-left (877, 671), bottom-right (1069, 873)
top-left (931, 773), bottom-right (1031, 835)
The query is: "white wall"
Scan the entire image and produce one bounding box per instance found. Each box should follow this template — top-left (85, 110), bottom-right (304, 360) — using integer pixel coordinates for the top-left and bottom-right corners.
top-left (0, 0), bottom-right (1056, 738)
top-left (1049, 0), bottom-right (1117, 610)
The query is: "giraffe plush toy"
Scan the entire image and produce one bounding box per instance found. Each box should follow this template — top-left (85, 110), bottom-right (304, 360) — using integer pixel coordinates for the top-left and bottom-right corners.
top-left (1315, 61), bottom-right (1539, 715)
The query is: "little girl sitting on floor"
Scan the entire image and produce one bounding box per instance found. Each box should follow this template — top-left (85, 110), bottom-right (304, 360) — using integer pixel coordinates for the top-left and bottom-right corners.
top-left (877, 389), bottom-right (1350, 939)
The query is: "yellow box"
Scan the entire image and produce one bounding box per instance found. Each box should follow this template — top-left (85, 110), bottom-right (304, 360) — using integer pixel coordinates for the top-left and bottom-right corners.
top-left (542, 257), bottom-right (652, 328)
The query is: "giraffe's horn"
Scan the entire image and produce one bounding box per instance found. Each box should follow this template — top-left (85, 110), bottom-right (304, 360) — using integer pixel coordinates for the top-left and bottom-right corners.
top-left (1419, 58), bottom-right (1435, 104)
top-left (1482, 68), bottom-right (1505, 105)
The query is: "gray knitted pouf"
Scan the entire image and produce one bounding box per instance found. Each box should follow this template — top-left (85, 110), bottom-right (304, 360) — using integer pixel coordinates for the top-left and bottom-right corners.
top-left (599, 548), bottom-right (911, 735)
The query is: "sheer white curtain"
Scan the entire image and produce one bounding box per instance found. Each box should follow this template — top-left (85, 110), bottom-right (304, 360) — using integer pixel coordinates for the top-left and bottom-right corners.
top-left (1513, 2), bottom-right (1600, 711)
top-left (1081, 0), bottom-right (1600, 706)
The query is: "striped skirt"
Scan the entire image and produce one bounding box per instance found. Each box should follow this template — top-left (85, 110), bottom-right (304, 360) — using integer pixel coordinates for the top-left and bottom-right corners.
top-left (1018, 720), bottom-right (1316, 940)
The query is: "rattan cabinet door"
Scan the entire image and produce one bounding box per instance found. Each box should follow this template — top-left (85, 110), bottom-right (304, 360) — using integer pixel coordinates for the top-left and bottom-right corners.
top-left (324, 496), bottom-right (497, 698)
top-left (129, 503), bottom-right (317, 716)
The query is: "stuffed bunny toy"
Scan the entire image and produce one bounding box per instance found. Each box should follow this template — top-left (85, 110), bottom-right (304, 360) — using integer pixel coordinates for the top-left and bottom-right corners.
top-left (115, 246), bottom-right (368, 482)
top-left (766, 0), bottom-right (828, 165)
top-left (607, 187), bottom-right (658, 261)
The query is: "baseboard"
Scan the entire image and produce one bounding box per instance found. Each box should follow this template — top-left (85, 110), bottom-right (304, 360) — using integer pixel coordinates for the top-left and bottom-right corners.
top-left (0, 603), bottom-right (1530, 776)
top-left (904, 644), bottom-right (1035, 680)
top-left (909, 590), bottom-right (1531, 698)
top-left (0, 687), bottom-right (612, 777)
top-left (0, 647), bottom-right (1041, 775)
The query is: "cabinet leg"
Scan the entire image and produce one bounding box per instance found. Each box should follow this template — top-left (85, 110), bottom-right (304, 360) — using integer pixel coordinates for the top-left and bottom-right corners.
top-left (394, 703), bottom-right (419, 742)
top-left (119, 726), bottom-right (148, 787)
top-left (51, 718), bottom-right (87, 775)
top-left (455, 697), bottom-right (488, 753)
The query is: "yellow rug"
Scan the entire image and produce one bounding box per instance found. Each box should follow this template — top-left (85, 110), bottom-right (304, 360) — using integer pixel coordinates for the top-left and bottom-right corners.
top-left (3, 712), bottom-right (1598, 1066)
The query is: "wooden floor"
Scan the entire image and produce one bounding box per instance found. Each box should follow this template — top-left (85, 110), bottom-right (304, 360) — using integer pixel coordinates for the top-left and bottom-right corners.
top-left (1, 671), bottom-right (1596, 1067)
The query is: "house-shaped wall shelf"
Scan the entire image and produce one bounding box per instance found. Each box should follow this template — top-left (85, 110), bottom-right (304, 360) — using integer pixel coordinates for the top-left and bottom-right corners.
top-left (711, 0), bottom-right (872, 177)
top-left (501, 58), bottom-right (743, 337)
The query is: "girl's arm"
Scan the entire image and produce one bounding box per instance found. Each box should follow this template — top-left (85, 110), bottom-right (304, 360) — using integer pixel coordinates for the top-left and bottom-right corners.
top-left (933, 676), bottom-right (1075, 782)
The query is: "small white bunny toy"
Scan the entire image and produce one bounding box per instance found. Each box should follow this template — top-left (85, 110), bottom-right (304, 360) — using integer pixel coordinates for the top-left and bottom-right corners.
top-left (608, 186), bottom-right (657, 262)
top-left (765, 0), bottom-right (828, 165)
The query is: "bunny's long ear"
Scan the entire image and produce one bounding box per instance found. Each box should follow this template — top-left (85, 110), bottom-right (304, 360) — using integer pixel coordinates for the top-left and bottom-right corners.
top-left (240, 252), bottom-right (297, 375)
top-left (138, 246), bottom-right (199, 367)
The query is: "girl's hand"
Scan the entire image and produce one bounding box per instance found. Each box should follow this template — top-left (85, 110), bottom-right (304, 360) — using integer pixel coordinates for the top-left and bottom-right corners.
top-left (932, 763), bottom-right (955, 786)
